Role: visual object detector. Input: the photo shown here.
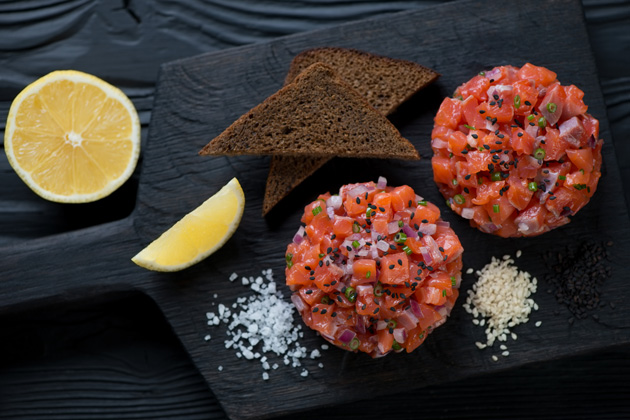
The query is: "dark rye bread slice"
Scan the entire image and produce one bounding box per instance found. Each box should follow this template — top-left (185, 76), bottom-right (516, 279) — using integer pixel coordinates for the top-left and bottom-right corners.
top-left (284, 47), bottom-right (440, 115)
top-left (263, 48), bottom-right (439, 215)
top-left (198, 62), bottom-right (419, 159)
top-left (263, 155), bottom-right (329, 215)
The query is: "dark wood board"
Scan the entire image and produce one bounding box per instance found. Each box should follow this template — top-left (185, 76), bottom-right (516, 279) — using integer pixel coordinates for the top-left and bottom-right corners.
top-left (1, 0), bottom-right (630, 419)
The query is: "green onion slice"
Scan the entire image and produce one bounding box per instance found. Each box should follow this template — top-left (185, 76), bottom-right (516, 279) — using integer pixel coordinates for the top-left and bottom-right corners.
top-left (533, 147), bottom-right (546, 160)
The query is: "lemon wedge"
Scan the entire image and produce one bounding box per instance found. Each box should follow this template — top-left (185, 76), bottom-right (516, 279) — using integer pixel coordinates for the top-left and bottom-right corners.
top-left (132, 178), bottom-right (245, 272)
top-left (4, 70), bottom-right (141, 203)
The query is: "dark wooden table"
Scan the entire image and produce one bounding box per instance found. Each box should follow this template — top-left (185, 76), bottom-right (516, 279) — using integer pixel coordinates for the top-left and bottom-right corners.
top-left (1, 1), bottom-right (629, 419)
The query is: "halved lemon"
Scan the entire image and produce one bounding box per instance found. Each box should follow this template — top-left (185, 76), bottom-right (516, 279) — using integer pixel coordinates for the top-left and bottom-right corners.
top-left (4, 70), bottom-right (140, 203)
top-left (132, 178), bottom-right (245, 272)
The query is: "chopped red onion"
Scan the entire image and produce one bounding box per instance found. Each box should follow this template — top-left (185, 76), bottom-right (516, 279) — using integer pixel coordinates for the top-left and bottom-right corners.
top-left (480, 222), bottom-right (500, 233)
top-left (370, 246), bottom-right (379, 259)
top-left (397, 309), bottom-right (419, 330)
top-left (343, 262), bottom-right (353, 276)
top-left (326, 195), bottom-right (342, 210)
top-left (415, 194), bottom-right (423, 203)
top-left (388, 221), bottom-right (400, 234)
top-left (410, 299), bottom-right (424, 318)
top-left (293, 226), bottom-right (305, 244)
top-left (461, 207), bottom-right (475, 219)
top-left (356, 316), bottom-right (367, 334)
top-left (357, 249), bottom-right (369, 257)
top-left (376, 240), bottom-right (390, 252)
top-left (525, 122), bottom-right (538, 139)
top-left (393, 328), bottom-right (407, 343)
top-left (377, 176), bottom-right (387, 189)
top-left (376, 320), bottom-right (387, 331)
top-left (420, 247), bottom-right (433, 265)
top-left (418, 223), bottom-right (437, 236)
top-left (422, 235), bottom-right (443, 264)
top-left (485, 67), bottom-right (502, 81)
top-left (291, 294), bottom-right (307, 314)
top-left (436, 305), bottom-right (449, 318)
top-left (436, 220), bottom-right (450, 228)
top-left (338, 329), bottom-right (356, 345)
top-left (402, 224), bottom-right (419, 239)
top-left (348, 185), bottom-right (368, 198)
top-left (326, 205), bottom-right (335, 219)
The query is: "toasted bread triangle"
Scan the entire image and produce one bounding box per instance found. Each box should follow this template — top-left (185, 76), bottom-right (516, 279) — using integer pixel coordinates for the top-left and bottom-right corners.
top-left (199, 63), bottom-right (419, 159)
top-left (263, 48), bottom-right (439, 215)
top-left (285, 47), bottom-right (439, 115)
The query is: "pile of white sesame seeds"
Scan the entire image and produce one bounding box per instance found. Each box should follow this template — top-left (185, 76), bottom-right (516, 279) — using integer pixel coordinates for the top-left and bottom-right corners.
top-left (463, 252), bottom-right (540, 361)
top-left (204, 269), bottom-right (325, 380)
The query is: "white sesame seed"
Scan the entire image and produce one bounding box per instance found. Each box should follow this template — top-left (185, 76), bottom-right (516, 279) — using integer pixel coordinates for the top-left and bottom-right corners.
top-left (466, 254), bottom-right (538, 350)
top-left (516, 250), bottom-right (522, 258)
top-left (500, 344), bottom-right (507, 350)
top-left (229, 273), bottom-right (238, 281)
top-left (218, 365), bottom-right (223, 371)
top-left (466, 268), bottom-right (474, 274)
top-left (502, 351), bottom-right (510, 357)
top-left (535, 321), bottom-right (542, 327)
top-left (204, 334), bottom-right (211, 341)
top-left (492, 355), bottom-right (498, 361)
top-left (300, 369), bottom-right (308, 377)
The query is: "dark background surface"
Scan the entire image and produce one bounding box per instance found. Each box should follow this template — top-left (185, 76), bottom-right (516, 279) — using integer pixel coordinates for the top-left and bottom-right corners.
top-left (1, 0), bottom-right (629, 419)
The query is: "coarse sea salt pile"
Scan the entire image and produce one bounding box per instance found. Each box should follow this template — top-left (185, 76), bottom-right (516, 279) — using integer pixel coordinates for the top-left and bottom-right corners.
top-left (204, 268), bottom-right (325, 380)
top-left (462, 252), bottom-right (539, 361)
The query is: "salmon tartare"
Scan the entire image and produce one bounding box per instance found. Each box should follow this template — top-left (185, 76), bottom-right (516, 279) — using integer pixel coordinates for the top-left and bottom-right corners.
top-left (431, 63), bottom-right (604, 237)
top-left (285, 179), bottom-right (463, 357)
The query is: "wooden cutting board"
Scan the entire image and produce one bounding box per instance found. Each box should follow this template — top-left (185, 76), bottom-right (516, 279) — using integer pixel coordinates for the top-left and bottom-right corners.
top-left (2, 0), bottom-right (630, 418)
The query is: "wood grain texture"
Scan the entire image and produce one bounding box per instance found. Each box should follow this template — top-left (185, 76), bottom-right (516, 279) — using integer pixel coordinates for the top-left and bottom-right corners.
top-left (1, 0), bottom-right (630, 419)
top-left (133, 0), bottom-right (630, 418)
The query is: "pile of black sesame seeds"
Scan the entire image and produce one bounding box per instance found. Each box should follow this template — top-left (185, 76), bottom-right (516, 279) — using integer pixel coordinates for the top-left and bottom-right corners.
top-left (542, 240), bottom-right (613, 321)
